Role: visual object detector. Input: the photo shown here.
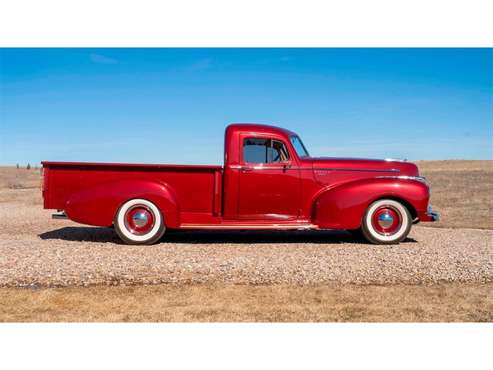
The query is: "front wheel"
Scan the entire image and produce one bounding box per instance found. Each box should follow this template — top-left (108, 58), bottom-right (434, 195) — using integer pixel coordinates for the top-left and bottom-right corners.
top-left (114, 198), bottom-right (166, 245)
top-left (361, 199), bottom-right (412, 245)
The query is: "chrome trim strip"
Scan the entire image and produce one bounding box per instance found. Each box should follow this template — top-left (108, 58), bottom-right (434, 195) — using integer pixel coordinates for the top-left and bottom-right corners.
top-left (375, 175), bottom-right (427, 183)
top-left (314, 167), bottom-right (400, 173)
top-left (228, 165), bottom-right (400, 173)
top-left (384, 158), bottom-right (407, 162)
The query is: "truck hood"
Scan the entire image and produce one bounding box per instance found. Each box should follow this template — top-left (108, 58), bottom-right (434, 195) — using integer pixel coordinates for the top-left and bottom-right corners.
top-left (308, 157), bottom-right (419, 177)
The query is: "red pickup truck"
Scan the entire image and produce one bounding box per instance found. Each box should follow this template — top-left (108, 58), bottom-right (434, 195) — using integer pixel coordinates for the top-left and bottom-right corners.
top-left (42, 123), bottom-right (439, 245)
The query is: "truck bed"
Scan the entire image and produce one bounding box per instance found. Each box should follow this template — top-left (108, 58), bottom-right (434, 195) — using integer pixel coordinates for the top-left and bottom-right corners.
top-left (42, 161), bottom-right (223, 218)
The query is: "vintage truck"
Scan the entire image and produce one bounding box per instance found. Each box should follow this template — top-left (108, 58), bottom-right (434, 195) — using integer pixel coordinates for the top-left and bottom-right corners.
top-left (42, 123), bottom-right (439, 245)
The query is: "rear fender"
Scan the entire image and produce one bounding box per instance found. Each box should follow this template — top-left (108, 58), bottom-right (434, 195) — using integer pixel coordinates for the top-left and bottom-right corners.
top-left (312, 177), bottom-right (429, 229)
top-left (65, 180), bottom-right (179, 228)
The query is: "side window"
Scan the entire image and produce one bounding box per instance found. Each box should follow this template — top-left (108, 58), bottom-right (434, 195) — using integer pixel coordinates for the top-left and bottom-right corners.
top-left (243, 138), bottom-right (289, 164)
top-left (269, 140), bottom-right (289, 162)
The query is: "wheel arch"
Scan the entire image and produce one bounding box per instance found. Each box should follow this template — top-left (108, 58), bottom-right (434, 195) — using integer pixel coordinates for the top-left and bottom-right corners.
top-left (311, 177), bottom-right (428, 230)
top-left (370, 195), bottom-right (418, 221)
top-left (64, 179), bottom-right (180, 228)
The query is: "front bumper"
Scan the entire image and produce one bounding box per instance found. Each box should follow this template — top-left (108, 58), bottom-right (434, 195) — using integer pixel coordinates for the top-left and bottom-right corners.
top-left (418, 206), bottom-right (440, 222)
top-left (427, 211), bottom-right (440, 222)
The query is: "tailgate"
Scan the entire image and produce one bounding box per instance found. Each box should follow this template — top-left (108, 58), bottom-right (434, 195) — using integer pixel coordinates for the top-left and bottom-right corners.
top-left (41, 165), bottom-right (50, 208)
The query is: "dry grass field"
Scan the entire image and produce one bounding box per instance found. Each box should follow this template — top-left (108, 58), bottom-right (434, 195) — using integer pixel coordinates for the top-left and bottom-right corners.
top-left (0, 161), bottom-right (492, 322)
top-left (417, 160), bottom-right (493, 229)
top-left (2, 283), bottom-right (492, 322)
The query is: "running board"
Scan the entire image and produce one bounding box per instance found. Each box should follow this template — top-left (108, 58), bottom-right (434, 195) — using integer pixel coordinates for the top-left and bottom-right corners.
top-left (179, 223), bottom-right (317, 230)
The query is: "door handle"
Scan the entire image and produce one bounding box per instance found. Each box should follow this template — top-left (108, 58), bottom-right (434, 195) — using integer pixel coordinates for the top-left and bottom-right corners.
top-left (241, 166), bottom-right (253, 172)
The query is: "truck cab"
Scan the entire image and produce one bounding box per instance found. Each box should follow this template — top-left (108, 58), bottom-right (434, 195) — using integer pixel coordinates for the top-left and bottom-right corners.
top-left (223, 124), bottom-right (307, 221)
top-left (42, 123), bottom-right (439, 245)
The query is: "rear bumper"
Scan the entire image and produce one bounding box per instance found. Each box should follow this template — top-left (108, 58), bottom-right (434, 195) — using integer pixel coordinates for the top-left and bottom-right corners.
top-left (52, 211), bottom-right (68, 220)
top-left (418, 206), bottom-right (440, 222)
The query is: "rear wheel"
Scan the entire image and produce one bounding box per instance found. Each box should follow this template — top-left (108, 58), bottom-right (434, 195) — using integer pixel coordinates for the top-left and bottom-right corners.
top-left (114, 199), bottom-right (165, 245)
top-left (361, 199), bottom-right (412, 244)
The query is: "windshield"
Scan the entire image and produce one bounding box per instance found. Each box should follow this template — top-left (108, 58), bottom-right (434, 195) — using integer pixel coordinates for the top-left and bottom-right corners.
top-left (290, 135), bottom-right (310, 158)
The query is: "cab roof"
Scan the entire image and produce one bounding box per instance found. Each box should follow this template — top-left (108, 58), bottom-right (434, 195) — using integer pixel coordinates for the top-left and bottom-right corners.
top-left (226, 123), bottom-right (297, 137)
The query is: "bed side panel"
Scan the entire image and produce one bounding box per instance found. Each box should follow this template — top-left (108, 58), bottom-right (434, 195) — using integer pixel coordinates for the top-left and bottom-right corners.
top-left (42, 163), bottom-right (217, 216)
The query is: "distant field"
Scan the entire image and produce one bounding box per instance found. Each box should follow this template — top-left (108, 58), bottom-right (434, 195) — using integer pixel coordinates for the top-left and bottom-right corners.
top-left (0, 160), bottom-right (491, 322)
top-left (417, 160), bottom-right (493, 229)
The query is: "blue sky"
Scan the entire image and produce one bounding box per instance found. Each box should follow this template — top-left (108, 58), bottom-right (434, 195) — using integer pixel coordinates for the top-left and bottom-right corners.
top-left (0, 48), bottom-right (492, 165)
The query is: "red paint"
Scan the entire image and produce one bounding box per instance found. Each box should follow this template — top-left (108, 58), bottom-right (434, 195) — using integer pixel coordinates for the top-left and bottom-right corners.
top-left (42, 123), bottom-right (438, 231)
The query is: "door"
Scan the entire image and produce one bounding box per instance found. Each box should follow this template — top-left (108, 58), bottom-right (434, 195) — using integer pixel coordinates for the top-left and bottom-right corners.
top-left (238, 136), bottom-right (301, 220)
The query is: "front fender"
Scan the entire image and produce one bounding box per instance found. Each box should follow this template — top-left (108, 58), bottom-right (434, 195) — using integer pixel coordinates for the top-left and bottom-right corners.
top-left (312, 177), bottom-right (429, 229)
top-left (65, 179), bottom-right (180, 228)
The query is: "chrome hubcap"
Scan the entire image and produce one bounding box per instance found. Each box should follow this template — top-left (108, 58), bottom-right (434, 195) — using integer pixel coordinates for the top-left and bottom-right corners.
top-left (371, 205), bottom-right (402, 236)
top-left (124, 206), bottom-right (155, 235)
top-left (377, 212), bottom-right (394, 228)
top-left (132, 211), bottom-right (149, 227)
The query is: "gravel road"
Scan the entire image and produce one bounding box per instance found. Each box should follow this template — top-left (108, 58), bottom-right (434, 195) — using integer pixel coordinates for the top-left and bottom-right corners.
top-left (1, 200), bottom-right (492, 287)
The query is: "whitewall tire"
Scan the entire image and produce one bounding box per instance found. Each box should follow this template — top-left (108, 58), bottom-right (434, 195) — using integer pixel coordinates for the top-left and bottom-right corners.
top-left (361, 199), bottom-right (412, 245)
top-left (114, 198), bottom-right (165, 245)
